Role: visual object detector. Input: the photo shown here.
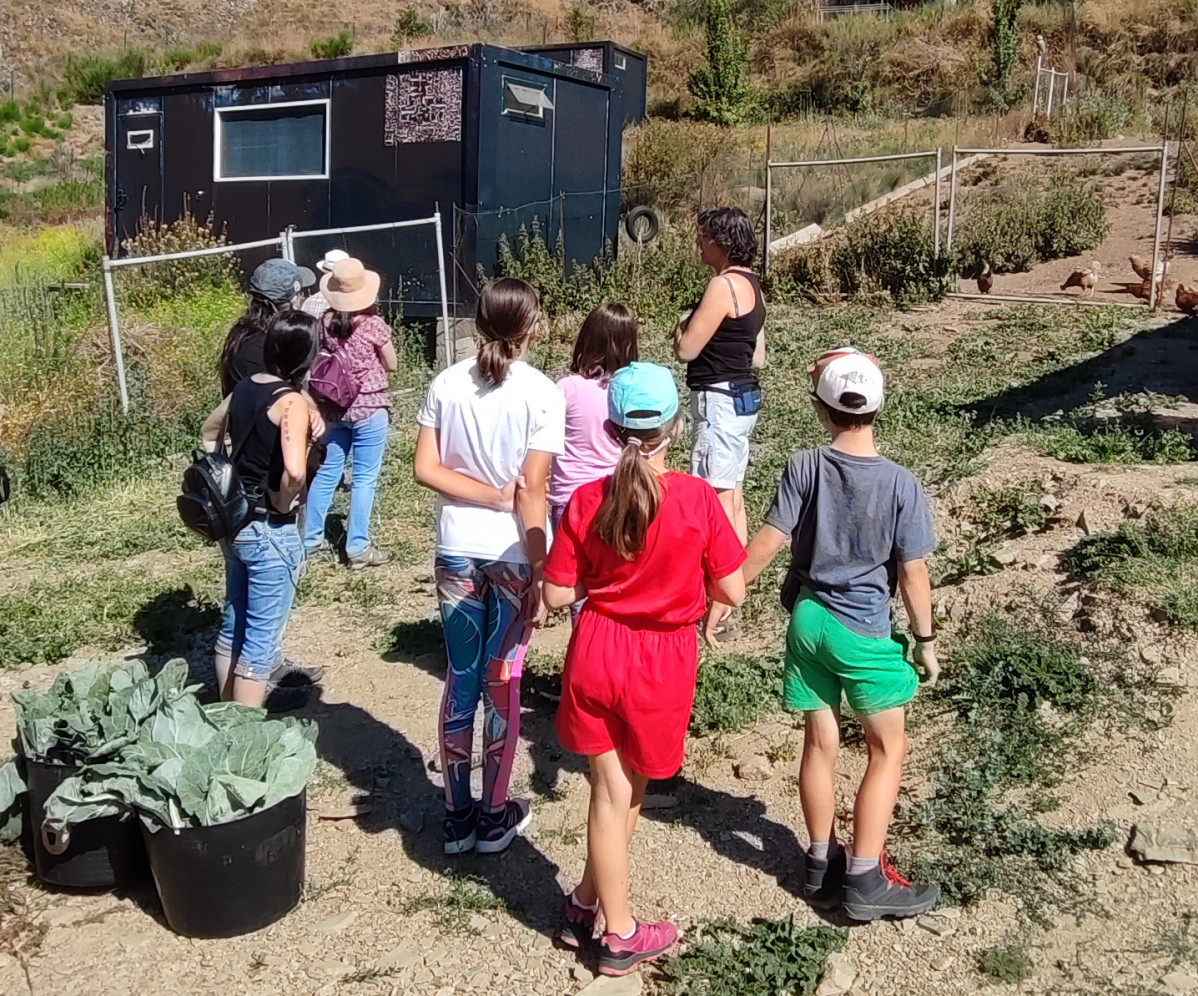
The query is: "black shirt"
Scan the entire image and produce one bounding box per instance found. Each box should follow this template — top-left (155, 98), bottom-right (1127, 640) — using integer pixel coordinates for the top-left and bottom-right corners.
top-left (686, 271), bottom-right (766, 390)
top-left (221, 330), bottom-right (266, 397)
top-left (228, 377), bottom-right (296, 513)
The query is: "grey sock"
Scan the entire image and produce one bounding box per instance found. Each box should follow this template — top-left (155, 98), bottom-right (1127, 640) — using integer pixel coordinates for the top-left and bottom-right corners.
top-left (848, 855), bottom-right (880, 875)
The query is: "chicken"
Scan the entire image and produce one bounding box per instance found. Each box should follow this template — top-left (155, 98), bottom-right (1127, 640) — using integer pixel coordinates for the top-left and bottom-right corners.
top-left (1061, 261), bottom-right (1102, 296)
top-left (1129, 253), bottom-right (1168, 283)
top-left (977, 261), bottom-right (994, 294)
top-left (1130, 278), bottom-right (1151, 301)
top-left (1176, 283), bottom-right (1198, 315)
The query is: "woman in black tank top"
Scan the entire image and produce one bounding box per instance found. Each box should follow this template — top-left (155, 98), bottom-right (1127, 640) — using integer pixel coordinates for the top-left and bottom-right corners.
top-left (676, 207), bottom-right (766, 564)
top-left (202, 311), bottom-right (323, 710)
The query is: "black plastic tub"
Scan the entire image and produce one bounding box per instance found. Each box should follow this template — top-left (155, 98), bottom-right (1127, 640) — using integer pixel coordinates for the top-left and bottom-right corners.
top-left (141, 791), bottom-right (306, 938)
top-left (27, 758), bottom-right (147, 889)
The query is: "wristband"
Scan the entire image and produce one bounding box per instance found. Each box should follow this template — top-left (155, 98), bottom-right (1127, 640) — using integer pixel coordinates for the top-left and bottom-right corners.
top-left (913, 632), bottom-right (937, 644)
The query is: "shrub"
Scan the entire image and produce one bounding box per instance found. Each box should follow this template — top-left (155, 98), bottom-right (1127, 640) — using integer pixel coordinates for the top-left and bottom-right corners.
top-left (117, 213), bottom-right (241, 309)
top-left (980, 941), bottom-right (1034, 984)
top-left (1038, 177), bottom-right (1111, 258)
top-left (968, 482), bottom-right (1050, 539)
top-left (690, 651), bottom-right (782, 734)
top-left (311, 31), bottom-right (354, 60)
top-left (391, 7), bottom-right (434, 45)
top-left (622, 118), bottom-right (728, 211)
top-left (564, 2), bottom-right (598, 42)
top-left (688, 0), bottom-right (752, 125)
top-left (1052, 88), bottom-right (1134, 146)
top-left (63, 50), bottom-right (148, 104)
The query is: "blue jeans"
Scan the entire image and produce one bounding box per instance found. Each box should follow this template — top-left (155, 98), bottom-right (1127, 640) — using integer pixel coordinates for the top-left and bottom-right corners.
top-left (216, 520), bottom-right (304, 681)
top-left (303, 409), bottom-right (389, 557)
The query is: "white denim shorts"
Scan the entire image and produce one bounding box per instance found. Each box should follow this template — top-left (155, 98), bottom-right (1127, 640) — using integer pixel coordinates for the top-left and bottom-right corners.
top-left (690, 384), bottom-right (759, 490)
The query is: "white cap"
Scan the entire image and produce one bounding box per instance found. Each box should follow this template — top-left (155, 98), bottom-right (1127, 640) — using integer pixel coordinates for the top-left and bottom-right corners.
top-left (317, 249), bottom-right (351, 273)
top-left (814, 348), bottom-right (885, 414)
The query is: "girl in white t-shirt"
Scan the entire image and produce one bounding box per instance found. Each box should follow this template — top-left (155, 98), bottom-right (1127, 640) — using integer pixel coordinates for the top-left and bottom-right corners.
top-left (415, 277), bottom-right (565, 856)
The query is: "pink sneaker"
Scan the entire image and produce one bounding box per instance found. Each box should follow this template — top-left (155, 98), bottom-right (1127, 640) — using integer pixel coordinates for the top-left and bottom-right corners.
top-left (558, 894), bottom-right (598, 949)
top-left (599, 919), bottom-right (679, 976)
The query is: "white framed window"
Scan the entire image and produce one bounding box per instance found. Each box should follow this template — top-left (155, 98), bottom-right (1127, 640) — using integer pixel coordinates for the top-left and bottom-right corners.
top-left (214, 99), bottom-right (330, 182)
top-left (126, 129), bottom-right (155, 151)
top-left (614, 52), bottom-right (627, 71)
top-left (502, 79), bottom-right (553, 120)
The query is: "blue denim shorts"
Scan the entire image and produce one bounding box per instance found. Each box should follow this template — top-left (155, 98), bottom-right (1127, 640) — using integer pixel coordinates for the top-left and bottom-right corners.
top-left (216, 519), bottom-right (304, 681)
top-left (691, 384), bottom-right (759, 489)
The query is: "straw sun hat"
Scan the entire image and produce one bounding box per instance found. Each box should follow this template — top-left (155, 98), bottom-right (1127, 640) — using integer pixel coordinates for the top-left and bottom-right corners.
top-left (321, 258), bottom-right (381, 313)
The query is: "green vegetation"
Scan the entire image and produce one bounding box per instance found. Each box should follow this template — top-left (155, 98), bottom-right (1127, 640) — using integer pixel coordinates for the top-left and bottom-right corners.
top-left (987, 0), bottom-right (1027, 107)
top-left (979, 939), bottom-right (1035, 984)
top-left (391, 7), bottom-right (434, 45)
top-left (688, 0), bottom-right (752, 126)
top-left (399, 873), bottom-right (506, 934)
top-left (968, 482), bottom-right (1050, 540)
top-left (691, 651), bottom-right (783, 735)
top-left (955, 174), bottom-right (1110, 275)
top-left (564, 2), bottom-right (598, 43)
top-left (1065, 503), bottom-right (1198, 632)
top-left (895, 612), bottom-right (1169, 926)
top-left (1023, 391), bottom-right (1194, 466)
top-left (311, 31), bottom-right (355, 60)
top-left (63, 50), bottom-right (148, 104)
top-left (658, 916), bottom-right (845, 996)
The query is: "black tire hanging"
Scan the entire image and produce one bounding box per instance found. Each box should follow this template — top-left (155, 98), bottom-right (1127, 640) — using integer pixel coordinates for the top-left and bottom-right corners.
top-left (624, 205), bottom-right (660, 244)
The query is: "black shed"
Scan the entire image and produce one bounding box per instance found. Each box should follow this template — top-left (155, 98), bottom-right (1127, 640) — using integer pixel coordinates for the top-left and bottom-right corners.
top-left (105, 43), bottom-right (645, 319)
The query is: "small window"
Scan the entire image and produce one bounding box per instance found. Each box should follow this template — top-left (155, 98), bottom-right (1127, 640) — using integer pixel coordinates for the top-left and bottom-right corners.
top-left (126, 129), bottom-right (155, 151)
top-left (215, 100), bottom-right (328, 181)
top-left (614, 52), bottom-right (627, 71)
top-left (503, 80), bottom-right (553, 119)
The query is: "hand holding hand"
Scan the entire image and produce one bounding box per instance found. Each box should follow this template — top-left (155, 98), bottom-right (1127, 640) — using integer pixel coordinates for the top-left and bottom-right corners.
top-left (493, 475), bottom-right (526, 512)
top-left (524, 570), bottom-right (547, 628)
top-left (914, 640), bottom-right (940, 687)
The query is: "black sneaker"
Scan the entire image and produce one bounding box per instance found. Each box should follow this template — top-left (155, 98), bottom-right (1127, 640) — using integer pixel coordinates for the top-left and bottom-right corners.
top-left (842, 850), bottom-right (939, 922)
top-left (443, 804), bottom-right (477, 855)
top-left (270, 657), bottom-right (326, 688)
top-left (803, 846), bottom-right (846, 910)
top-left (475, 799), bottom-right (532, 854)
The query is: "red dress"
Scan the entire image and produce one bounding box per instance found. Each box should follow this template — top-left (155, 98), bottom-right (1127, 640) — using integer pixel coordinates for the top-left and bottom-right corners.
top-left (545, 472), bottom-right (746, 778)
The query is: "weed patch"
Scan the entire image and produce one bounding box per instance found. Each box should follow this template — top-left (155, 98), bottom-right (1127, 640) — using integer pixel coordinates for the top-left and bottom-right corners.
top-left (398, 873), bottom-right (506, 934)
top-left (979, 939), bottom-right (1034, 984)
top-left (658, 916), bottom-right (845, 996)
top-left (967, 482), bottom-right (1050, 540)
top-left (63, 50), bottom-right (147, 104)
top-left (691, 650), bottom-right (782, 735)
top-left (1064, 503), bottom-right (1198, 631)
top-left (1155, 910), bottom-right (1198, 969)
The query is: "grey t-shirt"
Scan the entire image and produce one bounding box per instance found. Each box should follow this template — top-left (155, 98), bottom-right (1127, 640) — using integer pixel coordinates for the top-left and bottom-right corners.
top-left (765, 447), bottom-right (936, 638)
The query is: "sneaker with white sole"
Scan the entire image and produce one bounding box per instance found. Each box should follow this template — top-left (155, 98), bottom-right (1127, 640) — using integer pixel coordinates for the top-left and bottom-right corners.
top-left (347, 545), bottom-right (390, 570)
top-left (475, 799), bottom-right (532, 854)
top-left (443, 804), bottom-right (478, 855)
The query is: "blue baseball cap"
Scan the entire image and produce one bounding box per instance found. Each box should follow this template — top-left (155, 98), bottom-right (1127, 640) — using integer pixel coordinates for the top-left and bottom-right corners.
top-left (608, 362), bottom-right (679, 430)
top-left (250, 258), bottom-right (316, 304)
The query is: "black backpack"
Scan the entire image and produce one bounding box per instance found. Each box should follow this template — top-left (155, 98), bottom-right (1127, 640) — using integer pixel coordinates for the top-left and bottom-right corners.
top-left (177, 449), bottom-right (250, 542)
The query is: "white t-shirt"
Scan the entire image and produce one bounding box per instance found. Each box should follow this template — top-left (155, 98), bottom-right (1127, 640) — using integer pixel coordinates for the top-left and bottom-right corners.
top-left (417, 357), bottom-right (565, 563)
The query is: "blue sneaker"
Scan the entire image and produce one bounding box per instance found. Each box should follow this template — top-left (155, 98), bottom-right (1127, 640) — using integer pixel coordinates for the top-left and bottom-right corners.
top-left (475, 799), bottom-right (532, 854)
top-left (443, 804), bottom-right (477, 855)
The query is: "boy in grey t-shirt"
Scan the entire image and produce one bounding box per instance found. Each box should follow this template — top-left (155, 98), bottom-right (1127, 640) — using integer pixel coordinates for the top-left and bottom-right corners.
top-left (707, 348), bottom-right (941, 921)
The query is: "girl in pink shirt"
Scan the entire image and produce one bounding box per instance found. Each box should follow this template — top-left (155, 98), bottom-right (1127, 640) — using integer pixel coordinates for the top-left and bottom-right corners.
top-left (551, 303), bottom-right (639, 524)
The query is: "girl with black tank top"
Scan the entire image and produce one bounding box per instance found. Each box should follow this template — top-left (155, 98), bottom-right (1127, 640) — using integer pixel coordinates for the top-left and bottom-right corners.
top-left (202, 311), bottom-right (323, 711)
top-left (676, 208), bottom-right (767, 578)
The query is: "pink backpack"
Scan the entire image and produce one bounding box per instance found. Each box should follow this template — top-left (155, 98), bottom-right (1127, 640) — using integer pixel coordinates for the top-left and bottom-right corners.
top-left (307, 322), bottom-right (361, 415)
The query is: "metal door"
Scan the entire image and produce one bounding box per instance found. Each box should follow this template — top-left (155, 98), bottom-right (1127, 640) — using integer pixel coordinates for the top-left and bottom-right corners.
top-left (112, 97), bottom-right (163, 244)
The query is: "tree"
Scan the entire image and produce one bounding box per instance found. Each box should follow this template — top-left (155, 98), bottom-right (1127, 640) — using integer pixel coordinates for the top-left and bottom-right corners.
top-left (991, 0), bottom-right (1027, 107)
top-left (688, 0), bottom-right (752, 126)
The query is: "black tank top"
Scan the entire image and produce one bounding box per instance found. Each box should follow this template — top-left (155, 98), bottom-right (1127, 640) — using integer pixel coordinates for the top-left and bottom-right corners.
top-left (686, 271), bottom-right (766, 390)
top-left (228, 377), bottom-right (297, 513)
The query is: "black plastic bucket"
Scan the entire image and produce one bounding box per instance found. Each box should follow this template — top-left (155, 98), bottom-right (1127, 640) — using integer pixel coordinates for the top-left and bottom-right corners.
top-left (141, 790), bottom-right (306, 938)
top-left (27, 759), bottom-right (147, 889)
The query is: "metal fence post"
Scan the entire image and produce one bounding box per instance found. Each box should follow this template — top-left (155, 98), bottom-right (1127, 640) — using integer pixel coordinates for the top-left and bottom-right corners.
top-left (1149, 142), bottom-right (1169, 311)
top-left (933, 147), bottom-right (943, 258)
top-left (764, 123), bottom-right (773, 278)
top-left (101, 257), bottom-right (131, 414)
top-left (433, 208), bottom-right (453, 368)
top-left (946, 148), bottom-right (960, 253)
top-left (1033, 55), bottom-right (1043, 116)
top-left (1047, 71), bottom-right (1056, 119)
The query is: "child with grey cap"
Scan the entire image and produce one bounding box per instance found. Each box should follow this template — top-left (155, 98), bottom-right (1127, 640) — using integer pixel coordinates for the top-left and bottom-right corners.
top-left (708, 347), bottom-right (941, 922)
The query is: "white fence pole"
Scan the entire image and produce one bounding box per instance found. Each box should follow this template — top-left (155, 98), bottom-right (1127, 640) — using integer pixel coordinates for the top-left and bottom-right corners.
top-left (1047, 72), bottom-right (1056, 119)
top-left (946, 148), bottom-right (959, 253)
top-left (933, 147), bottom-right (942, 258)
top-left (764, 162), bottom-right (773, 277)
top-left (1033, 55), bottom-right (1043, 115)
top-left (433, 208), bottom-right (453, 369)
top-left (1149, 143), bottom-right (1169, 311)
top-left (101, 258), bottom-right (131, 415)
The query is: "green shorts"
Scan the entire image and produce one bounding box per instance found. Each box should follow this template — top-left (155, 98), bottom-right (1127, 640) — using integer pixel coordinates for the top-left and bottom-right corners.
top-left (784, 591), bottom-right (918, 715)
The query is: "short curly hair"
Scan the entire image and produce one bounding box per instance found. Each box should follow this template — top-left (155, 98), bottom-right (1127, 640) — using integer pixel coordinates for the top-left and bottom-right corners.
top-left (698, 207), bottom-right (757, 267)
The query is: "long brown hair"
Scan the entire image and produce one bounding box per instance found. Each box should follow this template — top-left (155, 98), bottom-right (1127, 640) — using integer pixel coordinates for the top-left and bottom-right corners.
top-left (571, 302), bottom-right (638, 380)
top-left (476, 277), bottom-right (540, 387)
top-left (219, 294), bottom-right (278, 394)
top-left (594, 417), bottom-right (678, 560)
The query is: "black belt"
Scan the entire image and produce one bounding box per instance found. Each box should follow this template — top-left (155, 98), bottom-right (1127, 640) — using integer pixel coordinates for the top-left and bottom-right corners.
top-left (247, 510), bottom-right (297, 525)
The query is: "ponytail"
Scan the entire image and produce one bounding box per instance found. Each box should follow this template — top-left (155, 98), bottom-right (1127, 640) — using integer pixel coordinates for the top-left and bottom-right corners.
top-left (475, 277), bottom-right (540, 388)
top-left (594, 419), bottom-right (677, 559)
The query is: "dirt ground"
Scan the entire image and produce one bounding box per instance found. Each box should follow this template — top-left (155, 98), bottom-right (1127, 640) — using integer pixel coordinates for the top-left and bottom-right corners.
top-left (2, 413), bottom-right (1198, 995)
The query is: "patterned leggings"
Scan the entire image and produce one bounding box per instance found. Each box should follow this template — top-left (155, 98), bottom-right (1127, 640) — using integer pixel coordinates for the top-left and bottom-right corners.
top-left (435, 556), bottom-right (532, 813)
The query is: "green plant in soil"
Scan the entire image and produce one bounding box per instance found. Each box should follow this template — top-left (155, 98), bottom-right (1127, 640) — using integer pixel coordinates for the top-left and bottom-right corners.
top-left (399, 872), bottom-right (507, 934)
top-left (1155, 910), bottom-right (1198, 969)
top-left (310, 30), bottom-right (354, 60)
top-left (894, 609), bottom-right (1171, 927)
top-left (967, 482), bottom-right (1050, 540)
top-left (690, 650), bottom-right (783, 735)
top-left (979, 939), bottom-right (1034, 984)
top-left (657, 916), bottom-right (846, 996)
top-left (1064, 503), bottom-right (1198, 632)
top-left (688, 0), bottom-right (752, 126)
top-left (930, 536), bottom-right (1003, 587)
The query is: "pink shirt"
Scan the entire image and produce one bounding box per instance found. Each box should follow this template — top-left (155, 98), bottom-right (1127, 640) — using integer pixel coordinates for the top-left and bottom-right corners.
top-left (319, 313), bottom-right (393, 423)
top-left (550, 374), bottom-right (622, 509)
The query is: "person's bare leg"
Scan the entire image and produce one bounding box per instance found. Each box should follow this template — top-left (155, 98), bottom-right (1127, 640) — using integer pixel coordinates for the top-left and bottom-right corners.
top-left (715, 487), bottom-right (748, 545)
top-left (799, 708), bottom-right (840, 847)
top-left (214, 651), bottom-right (237, 701)
top-left (852, 706), bottom-right (907, 859)
top-left (231, 676), bottom-right (269, 709)
top-left (575, 769), bottom-right (648, 912)
top-left (573, 750), bottom-right (637, 936)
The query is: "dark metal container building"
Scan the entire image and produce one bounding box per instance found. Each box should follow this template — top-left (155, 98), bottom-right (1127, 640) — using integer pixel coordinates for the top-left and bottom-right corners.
top-left (105, 43), bottom-right (645, 318)
top-left (522, 42), bottom-right (648, 127)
